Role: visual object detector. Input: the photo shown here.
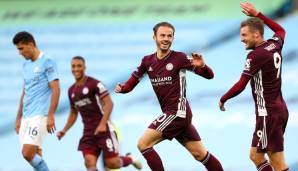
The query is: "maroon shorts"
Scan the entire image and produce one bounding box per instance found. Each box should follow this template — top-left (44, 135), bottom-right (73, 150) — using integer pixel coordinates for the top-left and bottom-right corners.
top-left (251, 112), bottom-right (288, 153)
top-left (78, 130), bottom-right (119, 159)
top-left (149, 112), bottom-right (201, 144)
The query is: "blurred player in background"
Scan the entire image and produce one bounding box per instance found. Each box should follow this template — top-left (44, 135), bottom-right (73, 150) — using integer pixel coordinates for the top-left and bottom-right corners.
top-left (115, 22), bottom-right (224, 171)
top-left (219, 2), bottom-right (289, 171)
top-left (56, 56), bottom-right (142, 171)
top-left (13, 31), bottom-right (60, 171)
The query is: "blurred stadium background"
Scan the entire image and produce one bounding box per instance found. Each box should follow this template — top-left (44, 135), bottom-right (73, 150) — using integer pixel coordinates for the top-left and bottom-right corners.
top-left (0, 0), bottom-right (297, 170)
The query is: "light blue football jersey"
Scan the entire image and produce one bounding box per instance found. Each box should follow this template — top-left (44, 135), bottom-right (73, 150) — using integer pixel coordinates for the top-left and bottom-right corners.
top-left (22, 52), bottom-right (59, 118)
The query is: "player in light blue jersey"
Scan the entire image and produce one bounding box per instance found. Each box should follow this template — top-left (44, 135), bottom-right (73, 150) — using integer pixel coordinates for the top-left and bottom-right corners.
top-left (13, 31), bottom-right (60, 171)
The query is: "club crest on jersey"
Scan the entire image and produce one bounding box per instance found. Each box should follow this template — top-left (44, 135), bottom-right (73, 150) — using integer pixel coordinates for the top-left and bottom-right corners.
top-left (33, 66), bottom-right (40, 73)
top-left (82, 87), bottom-right (89, 95)
top-left (71, 93), bottom-right (75, 98)
top-left (244, 59), bottom-right (252, 71)
top-left (148, 66), bottom-right (153, 72)
top-left (166, 63), bottom-right (173, 71)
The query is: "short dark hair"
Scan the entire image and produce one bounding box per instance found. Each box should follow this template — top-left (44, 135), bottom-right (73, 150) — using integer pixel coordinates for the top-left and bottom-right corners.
top-left (12, 31), bottom-right (36, 46)
top-left (153, 22), bottom-right (175, 35)
top-left (72, 56), bottom-right (85, 63)
top-left (240, 17), bottom-right (264, 36)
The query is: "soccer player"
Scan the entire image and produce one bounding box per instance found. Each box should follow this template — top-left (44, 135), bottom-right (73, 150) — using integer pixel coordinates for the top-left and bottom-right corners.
top-left (115, 22), bottom-right (224, 171)
top-left (219, 2), bottom-right (289, 171)
top-left (13, 31), bottom-right (60, 171)
top-left (56, 56), bottom-right (142, 171)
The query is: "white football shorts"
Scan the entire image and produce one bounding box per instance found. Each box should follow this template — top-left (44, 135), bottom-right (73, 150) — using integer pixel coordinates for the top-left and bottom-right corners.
top-left (19, 115), bottom-right (48, 148)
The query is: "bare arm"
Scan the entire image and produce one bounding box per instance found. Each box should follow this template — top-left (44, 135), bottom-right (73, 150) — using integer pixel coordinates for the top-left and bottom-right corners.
top-left (94, 95), bottom-right (113, 135)
top-left (56, 108), bottom-right (78, 140)
top-left (47, 79), bottom-right (60, 134)
top-left (15, 89), bottom-right (24, 134)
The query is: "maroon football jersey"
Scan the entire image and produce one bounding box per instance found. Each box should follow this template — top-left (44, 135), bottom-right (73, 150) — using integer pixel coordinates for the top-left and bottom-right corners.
top-left (68, 76), bottom-right (109, 135)
top-left (133, 50), bottom-right (211, 118)
top-left (242, 35), bottom-right (287, 116)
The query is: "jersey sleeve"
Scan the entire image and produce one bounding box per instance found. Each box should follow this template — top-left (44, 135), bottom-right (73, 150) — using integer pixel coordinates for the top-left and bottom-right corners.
top-left (68, 88), bottom-right (75, 109)
top-left (132, 57), bottom-right (147, 80)
top-left (180, 53), bottom-right (196, 70)
top-left (95, 81), bottom-right (109, 99)
top-left (45, 58), bottom-right (59, 82)
top-left (180, 53), bottom-right (214, 79)
top-left (268, 35), bottom-right (284, 50)
top-left (242, 51), bottom-right (271, 77)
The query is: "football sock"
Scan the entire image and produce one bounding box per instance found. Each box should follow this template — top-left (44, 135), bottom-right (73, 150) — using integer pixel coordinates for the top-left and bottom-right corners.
top-left (119, 156), bottom-right (133, 167)
top-left (257, 161), bottom-right (273, 171)
top-left (200, 152), bottom-right (224, 171)
top-left (141, 147), bottom-right (164, 171)
top-left (29, 154), bottom-right (49, 171)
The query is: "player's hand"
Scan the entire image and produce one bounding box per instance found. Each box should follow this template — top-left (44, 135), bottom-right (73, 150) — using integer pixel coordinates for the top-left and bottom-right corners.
top-left (114, 83), bottom-right (124, 93)
top-left (219, 101), bottom-right (226, 111)
top-left (56, 130), bottom-right (65, 140)
top-left (15, 118), bottom-right (21, 134)
top-left (94, 123), bottom-right (107, 135)
top-left (47, 115), bottom-right (56, 134)
top-left (191, 52), bottom-right (205, 68)
top-left (240, 2), bottom-right (259, 17)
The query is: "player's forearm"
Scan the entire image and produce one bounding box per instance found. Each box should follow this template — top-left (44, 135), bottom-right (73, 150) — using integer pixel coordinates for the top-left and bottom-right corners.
top-left (257, 12), bottom-right (285, 39)
top-left (193, 65), bottom-right (214, 79)
top-left (220, 74), bottom-right (250, 103)
top-left (63, 111), bottom-right (78, 133)
top-left (48, 81), bottom-right (60, 117)
top-left (121, 75), bottom-right (139, 93)
top-left (101, 100), bottom-right (113, 125)
top-left (16, 91), bottom-right (24, 120)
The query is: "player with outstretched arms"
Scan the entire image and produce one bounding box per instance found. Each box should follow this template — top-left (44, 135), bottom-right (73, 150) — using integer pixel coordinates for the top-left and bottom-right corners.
top-left (115, 22), bottom-right (224, 171)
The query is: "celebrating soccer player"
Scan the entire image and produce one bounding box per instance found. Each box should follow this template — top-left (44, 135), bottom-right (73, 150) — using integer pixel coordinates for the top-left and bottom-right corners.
top-left (56, 56), bottom-right (142, 171)
top-left (219, 2), bottom-right (290, 171)
top-left (115, 22), bottom-right (224, 171)
top-left (13, 31), bottom-right (60, 171)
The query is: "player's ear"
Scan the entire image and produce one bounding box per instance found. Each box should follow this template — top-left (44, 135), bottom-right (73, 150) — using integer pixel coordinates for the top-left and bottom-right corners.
top-left (28, 42), bottom-right (35, 48)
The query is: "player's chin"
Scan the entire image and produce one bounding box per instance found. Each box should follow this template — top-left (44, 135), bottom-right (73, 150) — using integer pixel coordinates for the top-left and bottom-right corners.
top-left (74, 73), bottom-right (82, 79)
top-left (245, 45), bottom-right (253, 50)
top-left (160, 45), bottom-right (170, 51)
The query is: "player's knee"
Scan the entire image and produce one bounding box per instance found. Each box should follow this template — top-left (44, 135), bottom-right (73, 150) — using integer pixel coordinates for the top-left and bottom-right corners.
top-left (192, 150), bottom-right (207, 161)
top-left (249, 152), bottom-right (264, 165)
top-left (137, 138), bottom-right (148, 151)
top-left (22, 149), bottom-right (35, 161)
top-left (105, 159), bottom-right (120, 169)
top-left (84, 158), bottom-right (96, 168)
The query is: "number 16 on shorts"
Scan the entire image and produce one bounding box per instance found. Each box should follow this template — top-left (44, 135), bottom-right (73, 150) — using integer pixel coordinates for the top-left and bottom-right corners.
top-left (28, 126), bottom-right (38, 137)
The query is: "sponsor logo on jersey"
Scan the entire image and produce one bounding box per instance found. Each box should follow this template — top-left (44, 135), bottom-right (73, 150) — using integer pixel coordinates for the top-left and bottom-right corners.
top-left (75, 98), bottom-right (92, 107)
top-left (82, 87), bottom-right (89, 95)
top-left (150, 76), bottom-right (172, 86)
top-left (272, 37), bottom-right (279, 41)
top-left (264, 43), bottom-right (276, 51)
top-left (244, 59), bottom-right (252, 71)
top-left (166, 63), bottom-right (173, 71)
